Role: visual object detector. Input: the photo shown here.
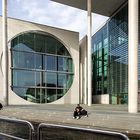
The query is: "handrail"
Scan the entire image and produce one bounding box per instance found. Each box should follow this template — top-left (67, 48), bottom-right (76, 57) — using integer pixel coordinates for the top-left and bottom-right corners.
top-left (0, 116), bottom-right (35, 140)
top-left (0, 132), bottom-right (25, 140)
top-left (37, 123), bottom-right (129, 140)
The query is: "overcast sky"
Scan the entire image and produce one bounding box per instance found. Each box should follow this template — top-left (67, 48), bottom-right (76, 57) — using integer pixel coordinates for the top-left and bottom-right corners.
top-left (0, 0), bottom-right (108, 39)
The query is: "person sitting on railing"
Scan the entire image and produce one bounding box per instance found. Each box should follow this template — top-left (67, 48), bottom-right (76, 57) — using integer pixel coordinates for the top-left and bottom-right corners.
top-left (73, 104), bottom-right (88, 119)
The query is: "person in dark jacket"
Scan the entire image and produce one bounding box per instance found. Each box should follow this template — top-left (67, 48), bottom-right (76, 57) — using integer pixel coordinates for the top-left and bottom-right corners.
top-left (73, 104), bottom-right (88, 119)
top-left (0, 103), bottom-right (3, 110)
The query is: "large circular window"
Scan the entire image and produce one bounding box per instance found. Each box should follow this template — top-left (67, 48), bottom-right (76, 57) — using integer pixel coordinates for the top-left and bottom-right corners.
top-left (11, 32), bottom-right (74, 103)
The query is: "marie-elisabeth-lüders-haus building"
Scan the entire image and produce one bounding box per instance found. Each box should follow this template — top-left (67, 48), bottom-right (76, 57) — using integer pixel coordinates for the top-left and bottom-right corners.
top-left (1, 0), bottom-right (140, 113)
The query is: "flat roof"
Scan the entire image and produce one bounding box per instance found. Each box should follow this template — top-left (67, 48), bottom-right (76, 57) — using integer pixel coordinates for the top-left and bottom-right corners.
top-left (51, 0), bottom-right (127, 17)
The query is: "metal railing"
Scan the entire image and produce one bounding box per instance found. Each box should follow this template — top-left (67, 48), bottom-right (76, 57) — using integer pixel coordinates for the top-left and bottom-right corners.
top-left (37, 123), bottom-right (129, 140)
top-left (0, 116), bottom-right (35, 140)
top-left (0, 117), bottom-right (130, 140)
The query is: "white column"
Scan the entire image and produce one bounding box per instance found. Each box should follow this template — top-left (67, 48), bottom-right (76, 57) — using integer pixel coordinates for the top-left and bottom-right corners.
top-left (2, 0), bottom-right (8, 106)
top-left (128, 0), bottom-right (138, 113)
top-left (87, 0), bottom-right (92, 106)
top-left (84, 54), bottom-right (87, 104)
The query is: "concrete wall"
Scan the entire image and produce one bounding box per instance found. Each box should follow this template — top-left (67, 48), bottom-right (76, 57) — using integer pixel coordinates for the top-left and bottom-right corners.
top-left (93, 94), bottom-right (109, 104)
top-left (0, 17), bottom-right (79, 105)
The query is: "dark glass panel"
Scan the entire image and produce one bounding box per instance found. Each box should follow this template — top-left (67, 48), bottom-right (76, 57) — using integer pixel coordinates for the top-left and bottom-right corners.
top-left (11, 38), bottom-right (18, 48)
top-left (23, 33), bottom-right (35, 51)
top-left (36, 88), bottom-right (46, 103)
top-left (57, 89), bottom-right (66, 99)
top-left (46, 36), bottom-right (57, 54)
top-left (46, 72), bottom-right (57, 87)
top-left (47, 89), bottom-right (57, 103)
top-left (57, 43), bottom-right (70, 56)
top-left (26, 88), bottom-right (36, 103)
top-left (34, 34), bottom-right (46, 53)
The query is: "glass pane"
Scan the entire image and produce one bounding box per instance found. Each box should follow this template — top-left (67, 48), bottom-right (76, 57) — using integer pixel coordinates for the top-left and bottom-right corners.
top-left (23, 33), bottom-right (35, 51)
top-left (66, 74), bottom-right (74, 89)
top-left (58, 74), bottom-right (67, 88)
top-left (57, 43), bottom-right (70, 56)
top-left (12, 51), bottom-right (35, 69)
top-left (47, 72), bottom-right (57, 87)
top-left (12, 43), bottom-right (34, 52)
top-left (36, 88), bottom-right (46, 103)
top-left (35, 34), bottom-right (45, 53)
top-left (23, 52), bottom-right (34, 69)
top-left (67, 58), bottom-right (73, 72)
top-left (36, 72), bottom-right (41, 87)
top-left (57, 89), bottom-right (66, 99)
top-left (12, 87), bottom-right (27, 99)
top-left (58, 57), bottom-right (72, 72)
top-left (45, 55), bottom-right (57, 71)
top-left (46, 37), bottom-right (57, 54)
top-left (47, 89), bottom-right (57, 103)
top-left (13, 70), bottom-right (35, 87)
top-left (26, 88), bottom-right (36, 103)
top-left (35, 53), bottom-right (42, 69)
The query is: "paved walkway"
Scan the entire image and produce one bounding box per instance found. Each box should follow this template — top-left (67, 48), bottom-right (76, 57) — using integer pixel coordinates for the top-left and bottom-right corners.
top-left (0, 104), bottom-right (140, 138)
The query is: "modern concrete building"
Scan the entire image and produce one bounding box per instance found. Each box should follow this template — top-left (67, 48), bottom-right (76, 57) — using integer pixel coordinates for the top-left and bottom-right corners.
top-left (1, 0), bottom-right (139, 113)
top-left (0, 17), bottom-right (79, 105)
top-left (52, 0), bottom-right (139, 113)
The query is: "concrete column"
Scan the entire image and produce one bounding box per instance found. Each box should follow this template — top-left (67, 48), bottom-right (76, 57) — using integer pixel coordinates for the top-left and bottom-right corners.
top-left (84, 54), bottom-right (87, 104)
top-left (87, 0), bottom-right (92, 106)
top-left (128, 0), bottom-right (138, 113)
top-left (2, 0), bottom-right (8, 106)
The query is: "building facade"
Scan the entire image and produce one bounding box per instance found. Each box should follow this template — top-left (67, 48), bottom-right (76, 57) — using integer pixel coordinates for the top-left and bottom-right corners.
top-left (92, 3), bottom-right (128, 104)
top-left (1, 0), bottom-right (140, 113)
top-left (0, 17), bottom-right (79, 105)
top-left (80, 2), bottom-right (140, 105)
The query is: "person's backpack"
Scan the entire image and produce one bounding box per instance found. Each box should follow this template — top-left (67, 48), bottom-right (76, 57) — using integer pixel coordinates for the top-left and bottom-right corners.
top-left (0, 103), bottom-right (3, 110)
top-left (81, 109), bottom-right (87, 115)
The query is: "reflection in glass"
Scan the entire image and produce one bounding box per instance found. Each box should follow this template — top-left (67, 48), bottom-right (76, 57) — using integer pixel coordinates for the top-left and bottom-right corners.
top-left (11, 32), bottom-right (74, 103)
top-left (13, 70), bottom-right (35, 87)
top-left (47, 72), bottom-right (57, 87)
top-left (92, 5), bottom-right (128, 104)
top-left (46, 55), bottom-right (57, 71)
top-left (46, 37), bottom-right (57, 54)
top-left (58, 74), bottom-right (67, 88)
top-left (47, 89), bottom-right (57, 103)
top-left (58, 57), bottom-right (73, 72)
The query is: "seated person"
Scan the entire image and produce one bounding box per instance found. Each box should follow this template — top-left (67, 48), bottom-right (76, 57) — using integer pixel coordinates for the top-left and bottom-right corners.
top-left (0, 103), bottom-right (3, 110)
top-left (73, 104), bottom-right (88, 119)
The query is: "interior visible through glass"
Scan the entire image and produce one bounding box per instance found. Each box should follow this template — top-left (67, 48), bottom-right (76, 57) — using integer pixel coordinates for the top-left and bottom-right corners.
top-left (11, 32), bottom-right (74, 103)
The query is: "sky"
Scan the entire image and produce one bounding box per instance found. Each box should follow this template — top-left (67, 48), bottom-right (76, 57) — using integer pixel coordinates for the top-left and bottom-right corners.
top-left (0, 0), bottom-right (108, 39)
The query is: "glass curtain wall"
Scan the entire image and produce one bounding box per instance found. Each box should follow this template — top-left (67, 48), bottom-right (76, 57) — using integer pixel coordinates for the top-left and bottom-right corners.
top-left (92, 4), bottom-right (128, 104)
top-left (11, 32), bottom-right (74, 103)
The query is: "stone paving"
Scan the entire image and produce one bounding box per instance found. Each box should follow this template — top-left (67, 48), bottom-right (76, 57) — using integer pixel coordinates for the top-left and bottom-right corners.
top-left (0, 104), bottom-right (140, 138)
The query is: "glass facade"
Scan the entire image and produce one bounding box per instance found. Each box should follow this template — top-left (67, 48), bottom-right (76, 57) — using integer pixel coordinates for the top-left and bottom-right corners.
top-left (92, 4), bottom-right (129, 104)
top-left (11, 32), bottom-right (74, 103)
